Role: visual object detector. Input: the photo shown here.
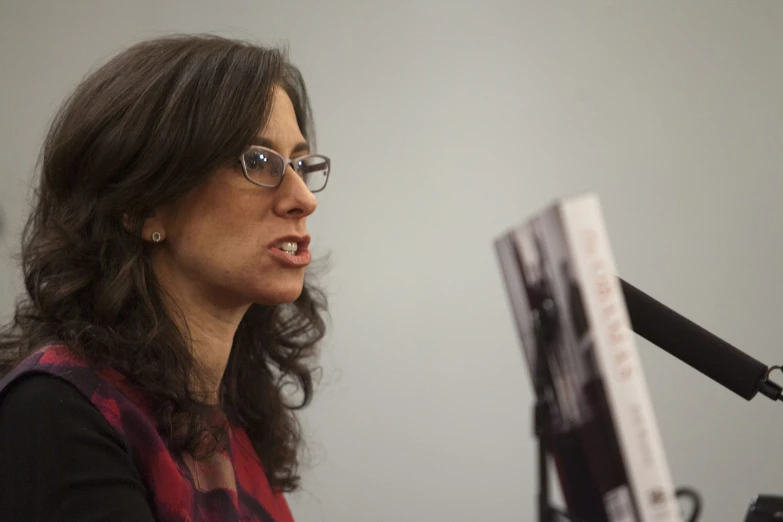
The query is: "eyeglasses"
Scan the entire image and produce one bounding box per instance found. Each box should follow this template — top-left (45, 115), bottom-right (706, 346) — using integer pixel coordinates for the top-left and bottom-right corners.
top-left (239, 146), bottom-right (331, 193)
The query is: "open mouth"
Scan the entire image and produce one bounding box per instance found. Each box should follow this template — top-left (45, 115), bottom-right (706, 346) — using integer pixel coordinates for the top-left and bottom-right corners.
top-left (269, 236), bottom-right (311, 267)
top-left (275, 240), bottom-right (299, 255)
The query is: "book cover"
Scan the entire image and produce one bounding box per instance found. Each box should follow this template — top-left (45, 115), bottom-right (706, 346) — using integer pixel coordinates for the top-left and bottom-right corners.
top-left (494, 192), bottom-right (681, 522)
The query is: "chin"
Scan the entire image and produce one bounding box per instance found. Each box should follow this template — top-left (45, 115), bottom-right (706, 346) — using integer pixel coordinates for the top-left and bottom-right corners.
top-left (254, 282), bottom-right (305, 306)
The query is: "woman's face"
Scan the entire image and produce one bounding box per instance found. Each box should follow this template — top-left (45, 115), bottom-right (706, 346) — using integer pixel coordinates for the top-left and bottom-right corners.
top-left (148, 86), bottom-right (319, 311)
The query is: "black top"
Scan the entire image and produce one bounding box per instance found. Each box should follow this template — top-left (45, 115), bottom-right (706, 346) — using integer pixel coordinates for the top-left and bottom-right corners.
top-left (0, 373), bottom-right (156, 522)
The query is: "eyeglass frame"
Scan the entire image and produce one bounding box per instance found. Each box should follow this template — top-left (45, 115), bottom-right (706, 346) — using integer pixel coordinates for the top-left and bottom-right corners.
top-left (238, 145), bottom-right (331, 193)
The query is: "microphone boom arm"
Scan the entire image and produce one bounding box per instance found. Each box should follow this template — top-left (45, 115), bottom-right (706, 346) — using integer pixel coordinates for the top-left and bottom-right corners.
top-left (618, 278), bottom-right (783, 403)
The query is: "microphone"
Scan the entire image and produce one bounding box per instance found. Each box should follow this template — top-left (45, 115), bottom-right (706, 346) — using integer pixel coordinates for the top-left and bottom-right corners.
top-left (618, 278), bottom-right (783, 403)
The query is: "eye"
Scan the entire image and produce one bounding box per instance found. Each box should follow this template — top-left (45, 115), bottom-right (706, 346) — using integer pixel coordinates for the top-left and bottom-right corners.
top-left (245, 152), bottom-right (270, 171)
top-left (242, 149), bottom-right (286, 187)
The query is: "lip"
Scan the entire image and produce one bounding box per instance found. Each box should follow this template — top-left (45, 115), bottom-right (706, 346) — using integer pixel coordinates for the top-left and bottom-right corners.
top-left (268, 234), bottom-right (312, 268)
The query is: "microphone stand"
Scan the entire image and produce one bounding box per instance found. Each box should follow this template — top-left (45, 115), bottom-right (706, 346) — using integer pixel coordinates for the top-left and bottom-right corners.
top-left (533, 390), bottom-right (579, 521)
top-left (531, 299), bottom-right (565, 522)
top-left (534, 362), bottom-right (554, 522)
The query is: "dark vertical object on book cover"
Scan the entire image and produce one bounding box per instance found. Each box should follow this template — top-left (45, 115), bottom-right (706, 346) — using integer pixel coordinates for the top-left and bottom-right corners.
top-left (511, 233), bottom-right (614, 521)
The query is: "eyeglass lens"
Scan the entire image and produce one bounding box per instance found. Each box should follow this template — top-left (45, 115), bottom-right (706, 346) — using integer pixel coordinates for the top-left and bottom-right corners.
top-left (243, 149), bottom-right (329, 192)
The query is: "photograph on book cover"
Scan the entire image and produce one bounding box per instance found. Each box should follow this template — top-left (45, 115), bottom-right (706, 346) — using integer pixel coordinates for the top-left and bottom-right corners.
top-left (496, 210), bottom-right (639, 522)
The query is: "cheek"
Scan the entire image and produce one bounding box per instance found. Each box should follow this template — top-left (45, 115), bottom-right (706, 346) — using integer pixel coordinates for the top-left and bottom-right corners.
top-left (171, 189), bottom-right (275, 272)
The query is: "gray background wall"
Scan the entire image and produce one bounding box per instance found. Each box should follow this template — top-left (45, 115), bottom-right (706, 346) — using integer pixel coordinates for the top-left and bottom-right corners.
top-left (1, 1), bottom-right (781, 520)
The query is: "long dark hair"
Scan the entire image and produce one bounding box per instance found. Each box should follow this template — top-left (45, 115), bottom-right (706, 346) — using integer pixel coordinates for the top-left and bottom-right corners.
top-left (0, 34), bottom-right (327, 492)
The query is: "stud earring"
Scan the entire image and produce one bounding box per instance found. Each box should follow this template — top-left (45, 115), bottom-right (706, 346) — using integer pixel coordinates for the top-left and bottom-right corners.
top-left (151, 232), bottom-right (163, 243)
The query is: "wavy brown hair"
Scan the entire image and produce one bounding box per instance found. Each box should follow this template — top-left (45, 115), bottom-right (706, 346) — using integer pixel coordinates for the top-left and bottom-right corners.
top-left (0, 34), bottom-right (327, 492)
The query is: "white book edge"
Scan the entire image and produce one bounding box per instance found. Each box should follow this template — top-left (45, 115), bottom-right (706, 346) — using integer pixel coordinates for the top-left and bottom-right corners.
top-left (559, 193), bottom-right (682, 522)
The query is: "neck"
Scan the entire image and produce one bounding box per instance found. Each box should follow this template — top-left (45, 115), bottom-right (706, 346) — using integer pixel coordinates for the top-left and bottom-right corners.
top-left (183, 311), bottom-right (241, 405)
top-left (154, 262), bottom-right (249, 406)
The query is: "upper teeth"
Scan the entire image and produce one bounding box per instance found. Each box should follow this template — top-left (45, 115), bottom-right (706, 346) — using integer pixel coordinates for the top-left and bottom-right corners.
top-left (278, 241), bottom-right (298, 254)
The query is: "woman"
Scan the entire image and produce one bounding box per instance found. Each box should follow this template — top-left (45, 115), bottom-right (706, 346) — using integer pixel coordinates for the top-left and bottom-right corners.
top-left (0, 34), bottom-right (330, 522)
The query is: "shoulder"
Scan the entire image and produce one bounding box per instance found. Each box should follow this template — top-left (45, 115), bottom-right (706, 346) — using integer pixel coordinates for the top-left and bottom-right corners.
top-left (1, 345), bottom-right (170, 464)
top-left (1, 370), bottom-right (96, 413)
top-left (0, 372), bottom-right (128, 450)
top-left (1, 344), bottom-right (156, 436)
top-left (0, 371), bottom-right (82, 407)
top-left (0, 373), bottom-right (157, 521)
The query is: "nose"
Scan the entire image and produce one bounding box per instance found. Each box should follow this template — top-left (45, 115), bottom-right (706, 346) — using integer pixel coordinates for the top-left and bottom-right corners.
top-left (274, 166), bottom-right (318, 218)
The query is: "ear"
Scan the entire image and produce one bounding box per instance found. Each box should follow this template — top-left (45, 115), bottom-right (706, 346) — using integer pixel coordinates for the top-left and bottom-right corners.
top-left (124, 212), bottom-right (167, 243)
top-left (141, 213), bottom-right (167, 243)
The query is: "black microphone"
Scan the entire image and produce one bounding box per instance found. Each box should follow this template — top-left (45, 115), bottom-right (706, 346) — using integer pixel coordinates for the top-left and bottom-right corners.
top-left (618, 278), bottom-right (782, 403)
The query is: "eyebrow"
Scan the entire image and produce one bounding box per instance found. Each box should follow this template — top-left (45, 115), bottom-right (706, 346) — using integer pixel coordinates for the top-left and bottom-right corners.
top-left (250, 136), bottom-right (310, 156)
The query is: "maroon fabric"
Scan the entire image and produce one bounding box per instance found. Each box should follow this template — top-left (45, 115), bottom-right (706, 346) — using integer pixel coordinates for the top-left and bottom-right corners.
top-left (0, 345), bottom-right (295, 522)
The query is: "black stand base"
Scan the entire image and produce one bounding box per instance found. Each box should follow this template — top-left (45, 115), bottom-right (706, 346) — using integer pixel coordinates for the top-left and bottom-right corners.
top-left (535, 398), bottom-right (554, 522)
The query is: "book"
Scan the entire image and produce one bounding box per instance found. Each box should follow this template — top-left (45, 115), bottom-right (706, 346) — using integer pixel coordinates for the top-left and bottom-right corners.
top-left (494, 192), bottom-right (682, 522)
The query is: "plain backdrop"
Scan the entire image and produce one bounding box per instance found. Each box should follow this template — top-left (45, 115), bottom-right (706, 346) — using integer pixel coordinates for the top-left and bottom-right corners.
top-left (1, 1), bottom-right (781, 521)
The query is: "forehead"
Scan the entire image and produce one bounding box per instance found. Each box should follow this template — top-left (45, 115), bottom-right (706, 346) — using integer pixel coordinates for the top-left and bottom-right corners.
top-left (262, 86), bottom-right (305, 145)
